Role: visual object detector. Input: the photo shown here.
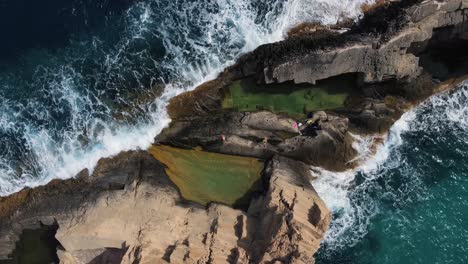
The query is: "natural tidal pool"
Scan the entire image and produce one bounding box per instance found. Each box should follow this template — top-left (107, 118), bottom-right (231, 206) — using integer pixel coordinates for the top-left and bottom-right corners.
top-left (0, 0), bottom-right (371, 197)
top-left (315, 84), bottom-right (468, 264)
top-left (149, 145), bottom-right (264, 207)
top-left (222, 76), bottom-right (354, 117)
top-left (0, 225), bottom-right (60, 264)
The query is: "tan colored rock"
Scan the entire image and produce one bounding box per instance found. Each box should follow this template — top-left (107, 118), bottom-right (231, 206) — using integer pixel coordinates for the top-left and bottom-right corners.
top-left (0, 151), bottom-right (330, 264)
top-left (247, 156), bottom-right (332, 264)
top-left (57, 248), bottom-right (125, 264)
top-left (241, 111), bottom-right (299, 134)
top-left (2, 1), bottom-right (467, 264)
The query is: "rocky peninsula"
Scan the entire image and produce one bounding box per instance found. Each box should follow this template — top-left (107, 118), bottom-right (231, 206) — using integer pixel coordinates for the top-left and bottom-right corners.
top-left (1, 0), bottom-right (468, 263)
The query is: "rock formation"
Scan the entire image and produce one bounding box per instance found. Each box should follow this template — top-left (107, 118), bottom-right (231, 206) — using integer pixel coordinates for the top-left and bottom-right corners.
top-left (1, 0), bottom-right (468, 263)
top-left (0, 152), bottom-right (330, 264)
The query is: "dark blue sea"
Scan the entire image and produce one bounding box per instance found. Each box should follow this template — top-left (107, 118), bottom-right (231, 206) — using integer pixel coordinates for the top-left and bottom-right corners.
top-left (0, 0), bottom-right (368, 194)
top-left (2, 1), bottom-right (467, 263)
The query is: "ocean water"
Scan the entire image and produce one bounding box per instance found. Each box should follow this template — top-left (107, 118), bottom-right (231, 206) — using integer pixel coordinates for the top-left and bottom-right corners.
top-left (315, 83), bottom-right (468, 264)
top-left (0, 0), bottom-right (372, 196)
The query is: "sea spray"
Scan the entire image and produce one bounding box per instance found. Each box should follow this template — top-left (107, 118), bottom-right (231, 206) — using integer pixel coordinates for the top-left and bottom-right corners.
top-left (312, 110), bottom-right (418, 249)
top-left (314, 82), bottom-right (468, 260)
top-left (0, 0), bottom-right (374, 196)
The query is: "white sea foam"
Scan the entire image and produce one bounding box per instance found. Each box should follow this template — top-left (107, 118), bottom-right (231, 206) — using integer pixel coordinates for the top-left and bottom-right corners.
top-left (312, 82), bottom-right (468, 251)
top-left (0, 0), bottom-right (373, 196)
top-left (311, 110), bottom-right (419, 249)
top-left (423, 82), bottom-right (468, 130)
top-left (277, 0), bottom-right (373, 28)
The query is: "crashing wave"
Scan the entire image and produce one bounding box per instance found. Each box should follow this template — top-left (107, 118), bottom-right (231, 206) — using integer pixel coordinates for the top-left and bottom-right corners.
top-left (0, 0), bottom-right (373, 196)
top-left (313, 81), bottom-right (468, 253)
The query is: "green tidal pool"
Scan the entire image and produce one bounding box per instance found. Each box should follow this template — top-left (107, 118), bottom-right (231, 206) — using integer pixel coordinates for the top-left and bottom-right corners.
top-left (149, 145), bottom-right (264, 207)
top-left (222, 76), bottom-right (353, 117)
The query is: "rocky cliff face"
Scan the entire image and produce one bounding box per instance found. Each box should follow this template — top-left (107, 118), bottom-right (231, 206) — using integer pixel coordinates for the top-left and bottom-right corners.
top-left (1, 1), bottom-right (468, 263)
top-left (168, 0), bottom-right (468, 121)
top-left (0, 152), bottom-right (330, 264)
top-left (235, 0), bottom-right (468, 85)
top-left (164, 0), bottom-right (468, 168)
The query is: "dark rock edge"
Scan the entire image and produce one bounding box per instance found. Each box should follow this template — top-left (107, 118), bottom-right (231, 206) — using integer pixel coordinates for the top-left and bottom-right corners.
top-left (1, 0), bottom-right (468, 263)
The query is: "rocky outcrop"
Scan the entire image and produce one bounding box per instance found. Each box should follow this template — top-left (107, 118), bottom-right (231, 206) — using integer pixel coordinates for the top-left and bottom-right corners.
top-left (1, 1), bottom-right (468, 263)
top-left (156, 111), bottom-right (356, 171)
top-left (168, 0), bottom-right (468, 122)
top-left (162, 0), bottom-right (468, 171)
top-left (0, 152), bottom-right (330, 264)
top-left (247, 156), bottom-right (331, 264)
top-left (239, 0), bottom-right (468, 85)
top-left (0, 151), bottom-right (159, 262)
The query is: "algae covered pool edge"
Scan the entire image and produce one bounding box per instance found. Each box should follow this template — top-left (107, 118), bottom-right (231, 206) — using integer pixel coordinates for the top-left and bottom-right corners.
top-left (222, 76), bottom-right (357, 117)
top-left (148, 145), bottom-right (264, 207)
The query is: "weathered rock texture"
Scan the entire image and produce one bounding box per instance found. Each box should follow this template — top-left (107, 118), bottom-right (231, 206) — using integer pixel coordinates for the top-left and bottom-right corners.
top-left (168, 0), bottom-right (468, 122)
top-left (247, 156), bottom-right (331, 264)
top-left (1, 1), bottom-right (468, 263)
top-left (239, 0), bottom-right (468, 85)
top-left (156, 111), bottom-right (357, 171)
top-left (163, 0), bottom-right (468, 171)
top-left (0, 152), bottom-right (330, 264)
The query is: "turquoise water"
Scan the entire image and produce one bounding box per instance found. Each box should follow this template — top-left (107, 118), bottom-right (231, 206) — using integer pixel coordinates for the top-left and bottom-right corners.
top-left (316, 83), bottom-right (468, 264)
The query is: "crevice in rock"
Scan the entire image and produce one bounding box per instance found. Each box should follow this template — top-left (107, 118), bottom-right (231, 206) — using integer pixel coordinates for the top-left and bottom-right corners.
top-left (183, 250), bottom-right (190, 262)
top-left (204, 217), bottom-right (219, 264)
top-left (133, 159), bottom-right (145, 198)
top-left (130, 246), bottom-right (142, 264)
top-left (234, 215), bottom-right (244, 240)
top-left (226, 248), bottom-right (239, 264)
top-left (206, 247), bottom-right (214, 264)
top-left (409, 24), bottom-right (468, 81)
top-left (0, 222), bottom-right (62, 264)
top-left (162, 245), bottom-right (177, 262)
top-left (308, 203), bottom-right (322, 226)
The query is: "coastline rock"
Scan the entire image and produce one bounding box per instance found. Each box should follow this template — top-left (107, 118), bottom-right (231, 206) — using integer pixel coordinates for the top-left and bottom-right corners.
top-left (278, 116), bottom-right (357, 170)
top-left (0, 151), bottom-right (330, 264)
top-left (161, 0), bottom-right (468, 173)
top-left (1, 1), bottom-right (468, 263)
top-left (156, 111), bottom-right (357, 171)
top-left (242, 0), bottom-right (468, 85)
top-left (247, 156), bottom-right (331, 264)
top-left (168, 0), bottom-right (468, 123)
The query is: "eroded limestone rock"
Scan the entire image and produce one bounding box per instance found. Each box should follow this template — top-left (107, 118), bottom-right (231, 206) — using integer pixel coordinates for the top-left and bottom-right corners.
top-left (247, 156), bottom-right (332, 264)
top-left (2, 1), bottom-right (468, 264)
top-left (0, 151), bottom-right (330, 264)
top-left (157, 111), bottom-right (357, 171)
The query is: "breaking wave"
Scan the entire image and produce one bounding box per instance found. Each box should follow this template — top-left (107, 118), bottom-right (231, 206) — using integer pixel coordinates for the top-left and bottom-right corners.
top-left (314, 82), bottom-right (468, 262)
top-left (0, 0), bottom-right (373, 196)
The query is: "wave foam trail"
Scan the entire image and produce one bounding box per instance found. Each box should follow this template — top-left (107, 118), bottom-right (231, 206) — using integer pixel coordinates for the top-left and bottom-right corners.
top-left (419, 82), bottom-right (468, 132)
top-left (0, 0), bottom-right (372, 196)
top-left (313, 111), bottom-right (417, 248)
top-left (313, 82), bottom-right (468, 254)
